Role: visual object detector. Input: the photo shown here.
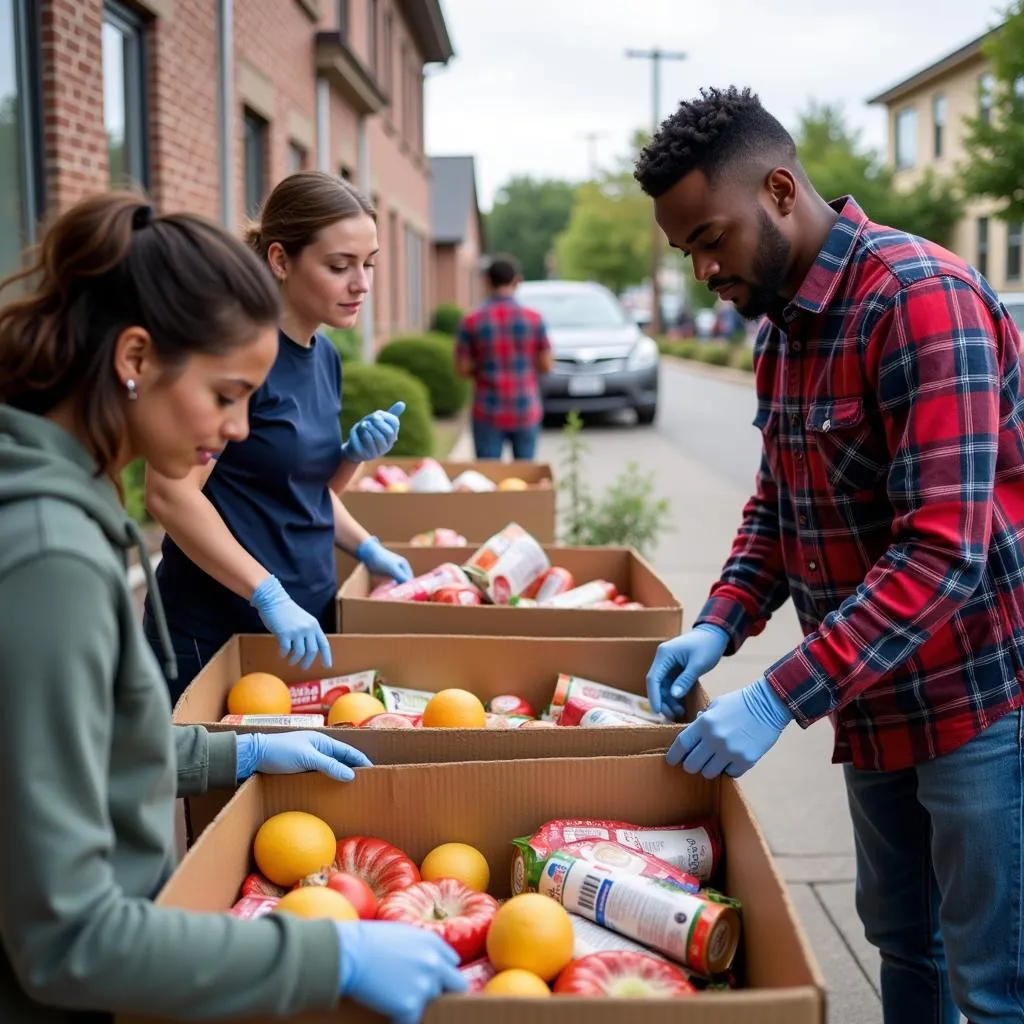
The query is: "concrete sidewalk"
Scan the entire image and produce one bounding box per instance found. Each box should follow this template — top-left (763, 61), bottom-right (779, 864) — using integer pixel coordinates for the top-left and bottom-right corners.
top-left (450, 404), bottom-right (884, 1024)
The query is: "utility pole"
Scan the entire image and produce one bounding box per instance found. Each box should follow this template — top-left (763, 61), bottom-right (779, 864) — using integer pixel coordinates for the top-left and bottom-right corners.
top-left (626, 47), bottom-right (686, 337)
top-left (576, 130), bottom-right (608, 179)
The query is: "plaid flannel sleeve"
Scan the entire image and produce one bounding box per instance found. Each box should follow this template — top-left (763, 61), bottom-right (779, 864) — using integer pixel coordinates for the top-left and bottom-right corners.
top-left (455, 318), bottom-right (473, 366)
top-left (764, 277), bottom-right (1002, 726)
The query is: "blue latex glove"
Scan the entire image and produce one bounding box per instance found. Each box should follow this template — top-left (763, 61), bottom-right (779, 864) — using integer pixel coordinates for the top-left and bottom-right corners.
top-left (667, 677), bottom-right (793, 779)
top-left (355, 536), bottom-right (413, 584)
top-left (342, 402), bottom-right (405, 463)
top-left (646, 624), bottom-right (730, 720)
top-left (335, 919), bottom-right (466, 1024)
top-left (250, 574), bottom-right (332, 670)
top-left (235, 731), bottom-right (374, 783)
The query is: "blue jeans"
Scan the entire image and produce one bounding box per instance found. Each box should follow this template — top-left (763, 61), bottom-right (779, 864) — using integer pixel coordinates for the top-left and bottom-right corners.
top-left (142, 612), bottom-right (229, 706)
top-left (844, 708), bottom-right (1024, 1023)
top-left (472, 419), bottom-right (540, 460)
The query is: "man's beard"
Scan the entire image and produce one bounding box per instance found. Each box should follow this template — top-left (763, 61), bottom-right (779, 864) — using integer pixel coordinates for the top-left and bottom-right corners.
top-left (734, 209), bottom-right (791, 321)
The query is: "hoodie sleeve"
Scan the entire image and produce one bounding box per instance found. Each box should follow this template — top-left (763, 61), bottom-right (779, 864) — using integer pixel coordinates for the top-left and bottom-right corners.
top-left (0, 553), bottom-right (340, 1019)
top-left (174, 726), bottom-right (239, 796)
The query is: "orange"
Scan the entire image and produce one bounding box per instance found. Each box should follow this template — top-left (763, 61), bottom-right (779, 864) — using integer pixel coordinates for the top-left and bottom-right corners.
top-left (486, 893), bottom-right (574, 982)
top-left (274, 887), bottom-right (358, 921)
top-left (253, 811), bottom-right (336, 887)
top-left (327, 692), bottom-right (386, 726)
top-left (420, 842), bottom-right (490, 892)
top-left (498, 477), bottom-right (528, 491)
top-left (227, 672), bottom-right (291, 716)
top-left (421, 688), bottom-right (486, 728)
top-left (482, 969), bottom-right (551, 997)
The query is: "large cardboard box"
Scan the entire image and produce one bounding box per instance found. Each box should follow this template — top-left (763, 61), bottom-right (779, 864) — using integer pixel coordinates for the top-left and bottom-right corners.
top-left (337, 546), bottom-right (683, 639)
top-left (175, 634), bottom-right (688, 840)
top-left (343, 458), bottom-right (556, 543)
top-left (119, 754), bottom-right (825, 1024)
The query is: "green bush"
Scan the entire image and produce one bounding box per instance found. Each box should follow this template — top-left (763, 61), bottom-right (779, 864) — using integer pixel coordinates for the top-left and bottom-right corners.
top-left (430, 302), bottom-right (465, 336)
top-left (697, 342), bottom-right (732, 367)
top-left (121, 458), bottom-right (150, 524)
top-left (731, 347), bottom-right (755, 372)
top-left (341, 362), bottom-right (435, 457)
top-left (669, 340), bottom-right (699, 360)
top-left (376, 334), bottom-right (469, 417)
top-left (322, 326), bottom-right (362, 363)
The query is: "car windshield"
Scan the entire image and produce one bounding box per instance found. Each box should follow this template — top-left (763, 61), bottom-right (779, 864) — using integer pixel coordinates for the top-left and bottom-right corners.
top-left (517, 289), bottom-right (630, 329)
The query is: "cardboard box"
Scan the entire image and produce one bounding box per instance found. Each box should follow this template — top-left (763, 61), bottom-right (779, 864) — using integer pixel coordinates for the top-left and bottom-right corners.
top-left (118, 754), bottom-right (825, 1024)
top-left (175, 634), bottom-right (689, 839)
top-left (337, 546), bottom-right (683, 639)
top-left (343, 458), bottom-right (556, 543)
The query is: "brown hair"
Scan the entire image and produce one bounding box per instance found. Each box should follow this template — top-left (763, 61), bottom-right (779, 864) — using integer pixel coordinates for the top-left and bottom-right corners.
top-left (245, 171), bottom-right (376, 262)
top-left (0, 191), bottom-right (281, 481)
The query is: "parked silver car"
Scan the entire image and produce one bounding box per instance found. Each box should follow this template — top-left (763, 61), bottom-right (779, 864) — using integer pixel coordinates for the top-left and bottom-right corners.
top-left (516, 280), bottom-right (660, 424)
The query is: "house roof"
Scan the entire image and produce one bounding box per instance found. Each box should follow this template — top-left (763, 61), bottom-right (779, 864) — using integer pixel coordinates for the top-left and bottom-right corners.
top-left (866, 27), bottom-right (997, 106)
top-left (430, 155), bottom-right (484, 247)
top-left (396, 0), bottom-right (454, 65)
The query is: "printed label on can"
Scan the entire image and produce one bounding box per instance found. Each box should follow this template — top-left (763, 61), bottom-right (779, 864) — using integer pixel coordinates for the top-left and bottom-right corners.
top-left (374, 683), bottom-right (434, 714)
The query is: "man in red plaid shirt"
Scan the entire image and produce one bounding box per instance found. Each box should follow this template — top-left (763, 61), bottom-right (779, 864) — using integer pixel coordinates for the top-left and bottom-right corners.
top-left (638, 87), bottom-right (1024, 1023)
top-left (455, 254), bottom-right (553, 460)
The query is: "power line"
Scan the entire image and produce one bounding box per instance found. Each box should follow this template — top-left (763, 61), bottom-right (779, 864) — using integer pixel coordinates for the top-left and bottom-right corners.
top-left (576, 130), bottom-right (609, 178)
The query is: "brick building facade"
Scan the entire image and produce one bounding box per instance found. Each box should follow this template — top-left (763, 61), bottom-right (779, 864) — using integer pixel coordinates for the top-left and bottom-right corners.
top-left (1, 0), bottom-right (453, 349)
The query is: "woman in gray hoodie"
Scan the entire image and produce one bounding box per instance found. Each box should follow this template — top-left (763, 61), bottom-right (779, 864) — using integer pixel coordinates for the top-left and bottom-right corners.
top-left (0, 193), bottom-right (465, 1023)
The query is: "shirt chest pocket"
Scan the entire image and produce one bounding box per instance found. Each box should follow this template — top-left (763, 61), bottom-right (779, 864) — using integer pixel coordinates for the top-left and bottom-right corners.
top-left (805, 397), bottom-right (887, 493)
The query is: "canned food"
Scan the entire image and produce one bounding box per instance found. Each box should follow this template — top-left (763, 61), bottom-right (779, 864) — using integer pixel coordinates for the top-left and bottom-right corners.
top-left (219, 714), bottom-right (326, 727)
top-left (371, 563), bottom-right (469, 602)
top-left (569, 913), bottom-right (670, 960)
top-left (373, 683), bottom-right (435, 715)
top-left (228, 895), bottom-right (279, 920)
top-left (289, 669), bottom-right (379, 713)
top-left (551, 674), bottom-right (663, 723)
top-left (555, 697), bottom-right (659, 728)
top-left (487, 694), bottom-right (536, 717)
top-left (525, 566), bottom-right (575, 602)
top-left (461, 523), bottom-right (550, 604)
top-left (558, 839), bottom-right (700, 893)
top-left (430, 585), bottom-right (483, 605)
top-left (458, 956), bottom-right (498, 992)
top-left (538, 851), bottom-right (741, 977)
top-left (538, 580), bottom-right (617, 608)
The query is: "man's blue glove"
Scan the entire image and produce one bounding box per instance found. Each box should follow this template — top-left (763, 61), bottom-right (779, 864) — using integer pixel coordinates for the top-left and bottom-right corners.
top-left (667, 677), bottom-right (793, 779)
top-left (335, 919), bottom-right (467, 1024)
top-left (250, 575), bottom-right (333, 670)
top-left (342, 402), bottom-right (405, 463)
top-left (236, 731), bottom-right (373, 783)
top-left (646, 624), bottom-right (730, 720)
top-left (355, 536), bottom-right (413, 584)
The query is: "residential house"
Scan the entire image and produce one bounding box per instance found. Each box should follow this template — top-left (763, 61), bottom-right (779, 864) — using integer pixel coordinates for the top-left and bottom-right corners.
top-left (867, 27), bottom-right (1022, 294)
top-left (0, 0), bottom-right (453, 353)
top-left (429, 154), bottom-right (485, 313)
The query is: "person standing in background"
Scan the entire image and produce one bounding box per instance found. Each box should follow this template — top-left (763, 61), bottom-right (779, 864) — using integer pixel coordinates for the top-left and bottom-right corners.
top-left (456, 254), bottom-right (553, 459)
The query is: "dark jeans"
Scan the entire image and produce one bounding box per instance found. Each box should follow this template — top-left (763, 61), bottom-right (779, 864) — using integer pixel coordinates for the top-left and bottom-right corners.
top-left (472, 419), bottom-right (540, 460)
top-left (142, 613), bottom-right (228, 706)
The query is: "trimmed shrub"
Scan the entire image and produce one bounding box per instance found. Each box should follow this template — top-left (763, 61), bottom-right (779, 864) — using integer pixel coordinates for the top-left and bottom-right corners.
top-left (668, 340), bottom-right (699, 360)
top-left (377, 334), bottom-right (469, 416)
top-left (322, 326), bottom-right (362, 363)
top-left (341, 362), bottom-right (435, 457)
top-left (732, 347), bottom-right (755, 372)
top-left (697, 342), bottom-right (732, 367)
top-left (430, 302), bottom-right (465, 336)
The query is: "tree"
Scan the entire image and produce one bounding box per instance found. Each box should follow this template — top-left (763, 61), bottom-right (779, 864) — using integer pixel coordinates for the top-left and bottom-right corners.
top-left (795, 102), bottom-right (963, 246)
top-left (961, 3), bottom-right (1024, 220)
top-left (484, 177), bottom-right (576, 281)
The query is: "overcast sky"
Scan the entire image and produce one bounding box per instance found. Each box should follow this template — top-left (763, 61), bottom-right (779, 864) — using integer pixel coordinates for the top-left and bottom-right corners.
top-left (424, 0), bottom-right (1004, 212)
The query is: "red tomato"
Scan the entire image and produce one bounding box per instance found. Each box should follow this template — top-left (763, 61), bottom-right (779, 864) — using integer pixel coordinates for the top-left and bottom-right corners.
top-left (376, 878), bottom-right (499, 963)
top-left (553, 951), bottom-right (697, 998)
top-left (333, 836), bottom-right (421, 899)
top-left (240, 872), bottom-right (286, 898)
top-left (326, 871), bottom-right (378, 919)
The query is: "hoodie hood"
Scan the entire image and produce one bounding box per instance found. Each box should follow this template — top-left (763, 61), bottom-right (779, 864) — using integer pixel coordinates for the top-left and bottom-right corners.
top-left (0, 405), bottom-right (177, 681)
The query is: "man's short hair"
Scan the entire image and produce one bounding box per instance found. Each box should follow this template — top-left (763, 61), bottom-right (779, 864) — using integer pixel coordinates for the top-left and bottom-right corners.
top-left (486, 254), bottom-right (521, 288)
top-left (634, 86), bottom-right (798, 198)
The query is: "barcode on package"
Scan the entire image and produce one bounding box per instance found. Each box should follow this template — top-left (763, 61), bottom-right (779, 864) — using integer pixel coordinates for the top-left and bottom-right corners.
top-left (578, 873), bottom-right (602, 914)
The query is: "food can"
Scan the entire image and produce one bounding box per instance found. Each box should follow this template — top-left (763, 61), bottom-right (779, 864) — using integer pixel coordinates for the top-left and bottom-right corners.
top-left (372, 563), bottom-right (469, 602)
top-left (430, 585), bottom-right (483, 605)
top-left (228, 895), bottom-right (279, 920)
top-left (555, 698), bottom-right (658, 729)
top-left (550, 674), bottom-right (663, 723)
top-left (538, 579), bottom-right (617, 608)
top-left (288, 670), bottom-right (378, 714)
top-left (219, 713), bottom-right (326, 727)
top-left (486, 694), bottom-right (536, 717)
top-left (538, 851), bottom-right (740, 977)
top-left (373, 683), bottom-right (435, 715)
top-left (533, 566), bottom-right (576, 601)
top-left (458, 956), bottom-right (498, 992)
top-left (558, 839), bottom-right (700, 893)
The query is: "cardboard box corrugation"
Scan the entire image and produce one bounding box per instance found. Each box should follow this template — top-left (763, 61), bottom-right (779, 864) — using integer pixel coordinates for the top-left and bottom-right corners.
top-left (343, 458), bottom-right (557, 543)
top-left (337, 546), bottom-right (683, 639)
top-left (118, 754), bottom-right (826, 1024)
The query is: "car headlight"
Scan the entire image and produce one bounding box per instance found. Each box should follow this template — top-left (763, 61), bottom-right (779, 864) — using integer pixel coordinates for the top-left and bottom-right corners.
top-left (626, 336), bottom-right (659, 370)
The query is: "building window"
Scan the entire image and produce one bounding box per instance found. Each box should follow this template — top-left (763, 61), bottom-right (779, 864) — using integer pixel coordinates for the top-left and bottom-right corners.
top-left (1008, 222), bottom-right (1022, 282)
top-left (339, 164), bottom-right (352, 181)
top-left (894, 107), bottom-right (917, 170)
top-left (383, 9), bottom-right (393, 98)
top-left (336, 0), bottom-right (348, 37)
top-left (0, 0), bottom-right (41, 281)
top-left (389, 208), bottom-right (400, 325)
top-left (980, 72), bottom-right (995, 124)
top-left (243, 108), bottom-right (268, 217)
top-left (932, 94), bottom-right (946, 159)
top-left (287, 141), bottom-right (306, 175)
top-left (367, 0), bottom-right (378, 73)
top-left (102, 1), bottom-right (147, 188)
top-left (404, 225), bottom-right (422, 328)
top-left (977, 217), bottom-right (989, 278)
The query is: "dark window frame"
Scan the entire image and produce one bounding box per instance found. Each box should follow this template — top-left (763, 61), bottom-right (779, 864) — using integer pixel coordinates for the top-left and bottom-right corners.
top-left (103, 0), bottom-right (149, 189)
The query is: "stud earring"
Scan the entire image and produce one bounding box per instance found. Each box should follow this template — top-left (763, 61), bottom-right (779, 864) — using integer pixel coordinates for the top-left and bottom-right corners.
top-left (126, 378), bottom-right (139, 401)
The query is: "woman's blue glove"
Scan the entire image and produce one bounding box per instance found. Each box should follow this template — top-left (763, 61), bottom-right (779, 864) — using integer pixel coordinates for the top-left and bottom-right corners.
top-left (667, 677), bottom-right (793, 779)
top-left (646, 624), bottom-right (730, 720)
top-left (250, 575), bottom-right (332, 670)
top-left (341, 402), bottom-right (405, 463)
top-left (335, 919), bottom-right (467, 1024)
top-left (355, 536), bottom-right (413, 584)
top-left (236, 731), bottom-right (373, 783)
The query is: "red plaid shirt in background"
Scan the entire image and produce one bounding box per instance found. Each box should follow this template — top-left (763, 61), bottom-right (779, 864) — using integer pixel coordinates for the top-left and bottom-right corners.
top-left (696, 197), bottom-right (1024, 771)
top-left (456, 296), bottom-right (551, 430)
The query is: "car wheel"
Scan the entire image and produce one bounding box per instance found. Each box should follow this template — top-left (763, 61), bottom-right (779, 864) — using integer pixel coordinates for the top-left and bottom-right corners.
top-left (635, 404), bottom-right (657, 425)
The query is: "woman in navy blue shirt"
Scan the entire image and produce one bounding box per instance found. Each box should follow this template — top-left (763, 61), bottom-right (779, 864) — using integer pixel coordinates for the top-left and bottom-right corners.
top-left (143, 172), bottom-right (412, 700)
